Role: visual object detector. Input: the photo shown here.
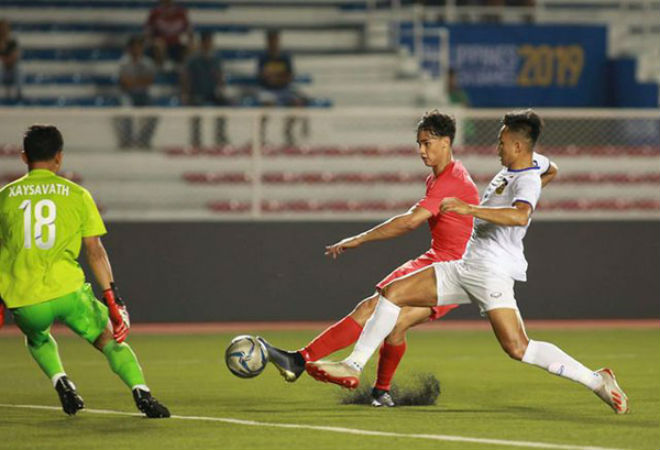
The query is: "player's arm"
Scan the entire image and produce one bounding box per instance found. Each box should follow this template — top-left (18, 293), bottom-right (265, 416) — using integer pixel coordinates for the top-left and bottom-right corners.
top-left (0, 296), bottom-right (6, 329)
top-left (541, 161), bottom-right (559, 188)
top-left (441, 198), bottom-right (532, 227)
top-left (325, 205), bottom-right (432, 259)
top-left (83, 236), bottom-right (130, 342)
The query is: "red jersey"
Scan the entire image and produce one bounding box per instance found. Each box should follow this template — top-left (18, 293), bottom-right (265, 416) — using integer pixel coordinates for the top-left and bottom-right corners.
top-left (416, 160), bottom-right (479, 260)
top-left (146, 5), bottom-right (189, 45)
top-left (375, 160), bottom-right (478, 320)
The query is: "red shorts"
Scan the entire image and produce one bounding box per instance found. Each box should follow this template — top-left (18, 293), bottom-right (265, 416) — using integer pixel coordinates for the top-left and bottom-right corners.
top-left (376, 253), bottom-right (459, 321)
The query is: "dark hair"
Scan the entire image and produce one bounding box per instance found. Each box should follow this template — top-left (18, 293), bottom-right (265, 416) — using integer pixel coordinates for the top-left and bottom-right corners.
top-left (502, 109), bottom-right (543, 147)
top-left (23, 125), bottom-right (63, 162)
top-left (416, 110), bottom-right (456, 144)
top-left (126, 35), bottom-right (144, 48)
top-left (266, 29), bottom-right (280, 40)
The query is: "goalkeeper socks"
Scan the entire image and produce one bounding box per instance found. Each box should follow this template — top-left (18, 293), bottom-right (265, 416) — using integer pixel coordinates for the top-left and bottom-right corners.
top-left (374, 341), bottom-right (407, 391)
top-left (102, 340), bottom-right (146, 389)
top-left (51, 372), bottom-right (67, 388)
top-left (300, 316), bottom-right (363, 361)
top-left (27, 334), bottom-right (65, 380)
top-left (346, 296), bottom-right (401, 369)
top-left (522, 340), bottom-right (603, 390)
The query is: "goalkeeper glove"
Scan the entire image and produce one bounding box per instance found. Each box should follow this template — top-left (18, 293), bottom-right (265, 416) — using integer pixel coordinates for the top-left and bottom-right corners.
top-left (102, 283), bottom-right (130, 343)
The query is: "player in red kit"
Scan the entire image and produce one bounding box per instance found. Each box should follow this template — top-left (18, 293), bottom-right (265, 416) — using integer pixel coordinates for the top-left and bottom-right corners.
top-left (258, 110), bottom-right (480, 406)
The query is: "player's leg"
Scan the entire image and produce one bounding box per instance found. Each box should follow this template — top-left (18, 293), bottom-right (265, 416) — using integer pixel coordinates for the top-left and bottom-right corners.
top-left (296, 259), bottom-right (430, 364)
top-left (261, 259), bottom-right (433, 382)
top-left (12, 299), bottom-right (84, 415)
top-left (370, 306), bottom-right (432, 407)
top-left (306, 266), bottom-right (439, 388)
top-left (62, 284), bottom-right (170, 418)
top-left (487, 308), bottom-right (629, 414)
top-left (303, 293), bottom-right (377, 361)
top-left (258, 293), bottom-right (375, 382)
top-left (372, 304), bottom-right (458, 405)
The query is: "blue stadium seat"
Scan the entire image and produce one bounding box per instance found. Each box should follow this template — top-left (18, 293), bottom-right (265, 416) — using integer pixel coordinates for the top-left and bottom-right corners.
top-left (11, 22), bottom-right (250, 33)
top-left (21, 48), bottom-right (265, 61)
top-left (22, 72), bottom-right (311, 86)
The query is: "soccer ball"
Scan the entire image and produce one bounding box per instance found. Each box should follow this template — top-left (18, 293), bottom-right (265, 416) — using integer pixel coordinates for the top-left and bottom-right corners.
top-left (225, 335), bottom-right (268, 378)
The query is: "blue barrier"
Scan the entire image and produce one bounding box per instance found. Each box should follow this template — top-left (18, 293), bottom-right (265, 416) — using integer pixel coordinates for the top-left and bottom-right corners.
top-left (606, 58), bottom-right (659, 108)
top-left (22, 73), bottom-right (312, 86)
top-left (401, 23), bottom-right (615, 107)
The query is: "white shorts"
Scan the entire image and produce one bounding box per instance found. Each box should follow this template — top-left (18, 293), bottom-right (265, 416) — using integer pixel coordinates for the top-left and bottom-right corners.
top-left (432, 260), bottom-right (518, 315)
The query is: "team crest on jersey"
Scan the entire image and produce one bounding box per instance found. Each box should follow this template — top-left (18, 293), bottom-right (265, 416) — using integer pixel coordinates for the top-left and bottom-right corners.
top-left (495, 178), bottom-right (508, 195)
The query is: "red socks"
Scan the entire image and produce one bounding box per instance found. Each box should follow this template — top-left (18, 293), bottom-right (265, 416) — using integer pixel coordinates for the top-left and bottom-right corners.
top-left (301, 317), bottom-right (407, 392)
top-left (374, 341), bottom-right (407, 391)
top-left (300, 317), bottom-right (363, 362)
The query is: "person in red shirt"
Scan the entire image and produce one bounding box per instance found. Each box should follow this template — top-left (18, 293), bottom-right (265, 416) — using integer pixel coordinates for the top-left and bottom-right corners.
top-left (258, 110), bottom-right (480, 406)
top-left (144, 0), bottom-right (192, 67)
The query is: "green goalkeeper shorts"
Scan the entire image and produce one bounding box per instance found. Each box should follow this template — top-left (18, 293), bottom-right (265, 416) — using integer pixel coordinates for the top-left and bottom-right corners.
top-left (12, 283), bottom-right (109, 346)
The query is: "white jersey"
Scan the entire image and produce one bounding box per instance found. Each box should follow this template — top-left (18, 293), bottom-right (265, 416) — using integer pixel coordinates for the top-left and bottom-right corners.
top-left (462, 152), bottom-right (550, 281)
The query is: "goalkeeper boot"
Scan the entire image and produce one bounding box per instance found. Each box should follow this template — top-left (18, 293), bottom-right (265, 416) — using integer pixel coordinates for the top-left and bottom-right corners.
top-left (305, 360), bottom-right (360, 389)
top-left (593, 368), bottom-right (629, 414)
top-left (55, 376), bottom-right (85, 416)
top-left (257, 337), bottom-right (305, 382)
top-left (133, 388), bottom-right (171, 418)
top-left (371, 387), bottom-right (395, 407)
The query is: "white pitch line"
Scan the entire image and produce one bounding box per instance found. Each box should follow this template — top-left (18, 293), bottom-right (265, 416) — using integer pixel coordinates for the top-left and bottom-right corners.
top-left (0, 403), bottom-right (630, 450)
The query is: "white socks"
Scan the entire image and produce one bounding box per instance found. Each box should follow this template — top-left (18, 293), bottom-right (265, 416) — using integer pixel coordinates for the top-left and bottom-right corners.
top-left (51, 372), bottom-right (66, 388)
top-left (522, 340), bottom-right (602, 390)
top-left (131, 384), bottom-right (150, 392)
top-left (345, 295), bottom-right (401, 369)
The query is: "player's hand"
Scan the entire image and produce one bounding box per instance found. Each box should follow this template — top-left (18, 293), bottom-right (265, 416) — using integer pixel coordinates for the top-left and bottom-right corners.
top-left (0, 299), bottom-right (5, 329)
top-left (440, 197), bottom-right (472, 215)
top-left (102, 283), bottom-right (131, 343)
top-left (325, 235), bottom-right (363, 259)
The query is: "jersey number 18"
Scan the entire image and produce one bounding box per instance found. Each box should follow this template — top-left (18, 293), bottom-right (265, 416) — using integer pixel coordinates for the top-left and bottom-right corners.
top-left (19, 199), bottom-right (57, 250)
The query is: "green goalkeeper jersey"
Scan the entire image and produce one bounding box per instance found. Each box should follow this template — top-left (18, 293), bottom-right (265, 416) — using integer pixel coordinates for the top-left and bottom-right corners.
top-left (0, 169), bottom-right (106, 308)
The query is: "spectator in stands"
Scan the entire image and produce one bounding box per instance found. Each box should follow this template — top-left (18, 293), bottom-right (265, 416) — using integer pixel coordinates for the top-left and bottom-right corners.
top-left (0, 19), bottom-right (22, 102)
top-left (119, 36), bottom-right (156, 107)
top-left (447, 68), bottom-right (475, 142)
top-left (181, 31), bottom-right (230, 146)
top-left (115, 36), bottom-right (158, 149)
top-left (447, 68), bottom-right (470, 107)
top-left (145, 0), bottom-right (192, 69)
top-left (256, 29), bottom-right (309, 146)
top-left (257, 30), bottom-right (306, 107)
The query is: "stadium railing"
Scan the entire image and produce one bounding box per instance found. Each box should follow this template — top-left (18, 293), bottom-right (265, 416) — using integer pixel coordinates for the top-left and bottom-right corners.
top-left (0, 106), bottom-right (658, 221)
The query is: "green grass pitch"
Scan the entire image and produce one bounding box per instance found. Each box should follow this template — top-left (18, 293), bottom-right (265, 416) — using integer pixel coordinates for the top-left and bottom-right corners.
top-left (1, 327), bottom-right (658, 450)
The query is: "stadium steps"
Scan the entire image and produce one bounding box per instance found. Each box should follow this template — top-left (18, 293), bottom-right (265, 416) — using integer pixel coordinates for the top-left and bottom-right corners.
top-left (6, 0), bottom-right (420, 107)
top-left (17, 29), bottom-right (363, 51)
top-left (1, 4), bottom-right (367, 27)
top-left (206, 198), bottom-right (660, 213)
top-left (22, 73), bottom-right (311, 86)
top-left (183, 171), bottom-right (660, 185)
top-left (3, 146), bottom-right (658, 219)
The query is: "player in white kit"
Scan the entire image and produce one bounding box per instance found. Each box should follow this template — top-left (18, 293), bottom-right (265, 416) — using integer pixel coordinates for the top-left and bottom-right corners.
top-left (306, 110), bottom-right (630, 414)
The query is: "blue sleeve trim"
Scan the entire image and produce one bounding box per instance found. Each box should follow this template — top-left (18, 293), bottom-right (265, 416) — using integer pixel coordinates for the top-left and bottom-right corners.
top-left (507, 166), bottom-right (540, 173)
top-left (512, 199), bottom-right (535, 210)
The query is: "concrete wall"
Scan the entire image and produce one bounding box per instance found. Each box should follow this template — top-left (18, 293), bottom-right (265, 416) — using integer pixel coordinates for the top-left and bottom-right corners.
top-left (88, 221), bottom-right (660, 322)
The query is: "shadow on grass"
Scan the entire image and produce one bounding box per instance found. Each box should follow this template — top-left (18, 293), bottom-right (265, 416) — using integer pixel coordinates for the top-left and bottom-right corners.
top-left (337, 373), bottom-right (441, 407)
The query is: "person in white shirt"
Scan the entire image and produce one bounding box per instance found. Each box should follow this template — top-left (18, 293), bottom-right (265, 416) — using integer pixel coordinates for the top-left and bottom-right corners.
top-left (306, 109), bottom-right (629, 415)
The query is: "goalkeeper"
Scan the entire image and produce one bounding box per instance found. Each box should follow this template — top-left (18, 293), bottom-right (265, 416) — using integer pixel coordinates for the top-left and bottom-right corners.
top-left (0, 125), bottom-right (169, 418)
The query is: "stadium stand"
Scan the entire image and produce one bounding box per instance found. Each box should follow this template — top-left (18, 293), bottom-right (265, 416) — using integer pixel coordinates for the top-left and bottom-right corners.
top-left (0, 0), bottom-right (658, 220)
